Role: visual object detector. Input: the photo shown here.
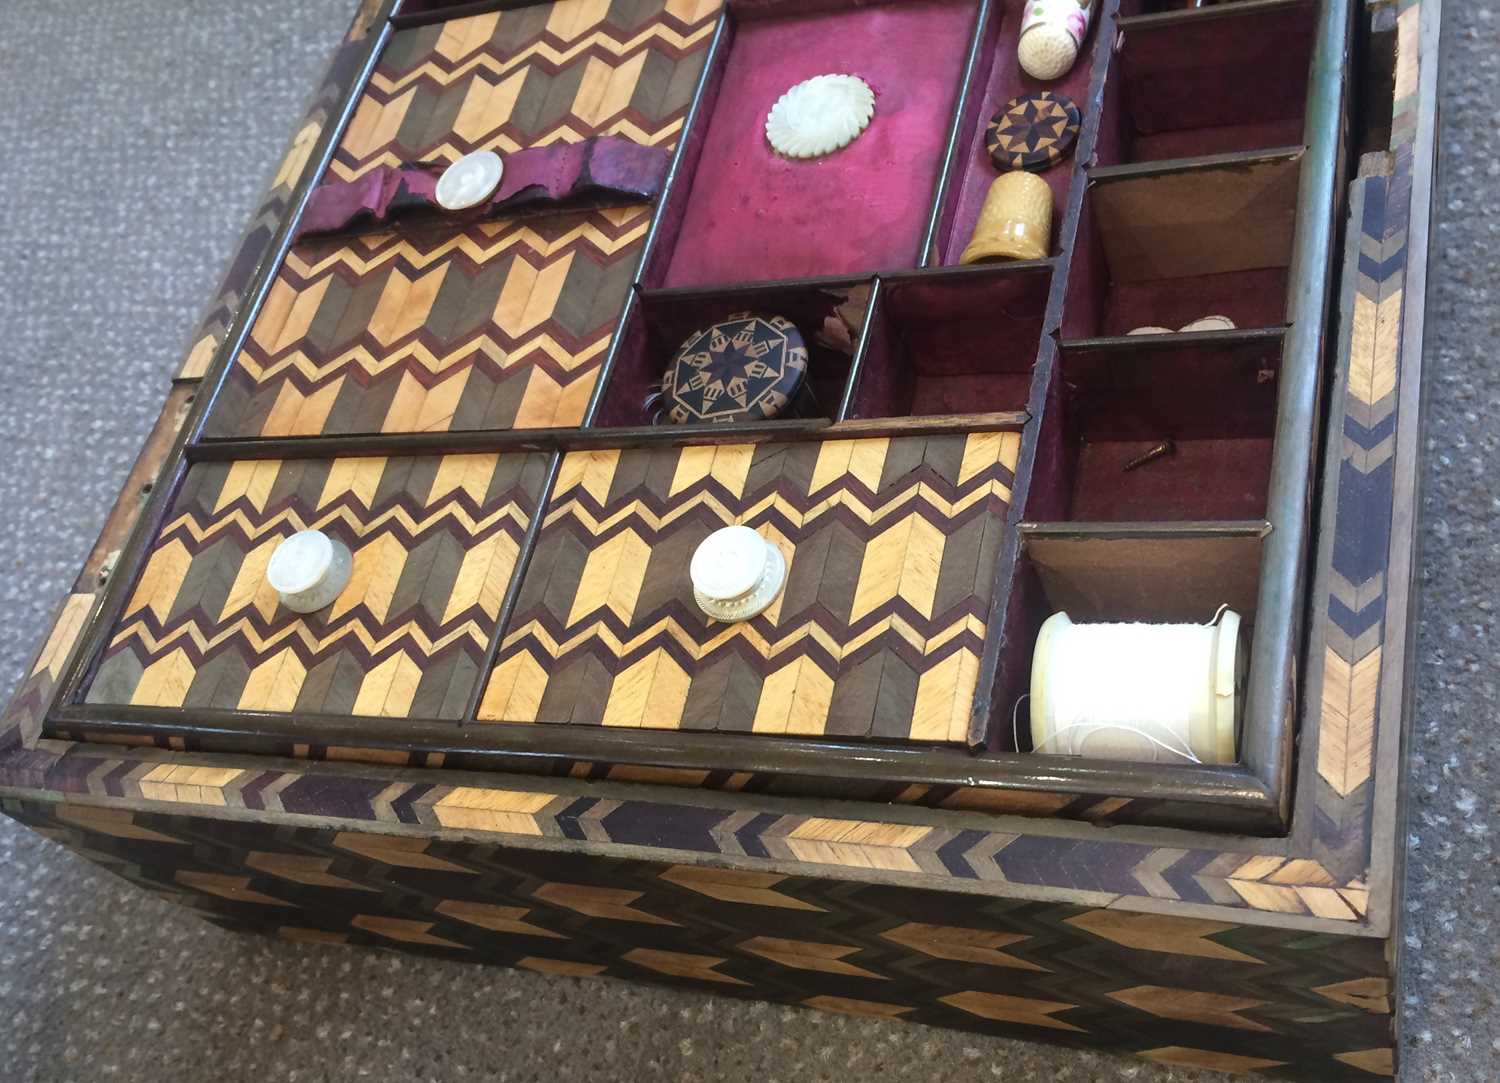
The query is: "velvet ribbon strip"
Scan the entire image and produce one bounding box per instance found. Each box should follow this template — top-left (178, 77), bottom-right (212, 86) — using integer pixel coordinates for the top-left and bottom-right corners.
top-left (295, 136), bottom-right (672, 239)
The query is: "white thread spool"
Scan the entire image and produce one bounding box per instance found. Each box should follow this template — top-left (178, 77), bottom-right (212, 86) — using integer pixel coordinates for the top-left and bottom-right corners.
top-left (1028, 609), bottom-right (1243, 764)
top-left (266, 530), bottom-right (353, 614)
top-left (690, 526), bottom-right (786, 622)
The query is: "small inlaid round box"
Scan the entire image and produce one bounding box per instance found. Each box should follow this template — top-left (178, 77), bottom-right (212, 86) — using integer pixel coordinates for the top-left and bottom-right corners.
top-left (651, 313), bottom-right (810, 424)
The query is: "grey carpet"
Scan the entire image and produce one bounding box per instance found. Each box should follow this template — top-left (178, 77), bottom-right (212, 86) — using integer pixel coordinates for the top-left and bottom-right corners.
top-left (0, 1), bottom-right (1490, 1080)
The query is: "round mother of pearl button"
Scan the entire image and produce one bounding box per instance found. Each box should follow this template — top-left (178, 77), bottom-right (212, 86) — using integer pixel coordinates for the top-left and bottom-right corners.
top-left (435, 150), bottom-right (504, 211)
top-left (266, 530), bottom-right (353, 614)
top-left (690, 526), bottom-right (787, 622)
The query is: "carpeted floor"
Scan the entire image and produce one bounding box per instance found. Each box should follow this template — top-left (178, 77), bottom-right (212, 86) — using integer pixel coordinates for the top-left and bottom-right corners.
top-left (0, 1), bottom-right (1491, 1080)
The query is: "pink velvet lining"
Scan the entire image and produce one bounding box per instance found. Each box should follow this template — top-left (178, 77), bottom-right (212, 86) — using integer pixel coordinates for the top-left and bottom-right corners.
top-left (1091, 0), bottom-right (1316, 166)
top-left (1044, 335), bottom-right (1282, 520)
top-left (662, 0), bottom-right (976, 287)
top-left (1103, 268), bottom-right (1289, 336)
top-left (847, 266), bottom-right (1049, 417)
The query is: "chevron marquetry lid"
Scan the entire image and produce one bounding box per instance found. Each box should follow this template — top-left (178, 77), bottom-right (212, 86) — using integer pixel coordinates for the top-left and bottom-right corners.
top-left (482, 432), bottom-right (1022, 742)
top-left (330, 0), bottom-right (720, 183)
top-left (85, 452), bottom-right (550, 719)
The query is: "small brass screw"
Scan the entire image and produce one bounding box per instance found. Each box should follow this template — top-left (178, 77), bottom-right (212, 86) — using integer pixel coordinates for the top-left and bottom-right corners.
top-left (1123, 440), bottom-right (1175, 472)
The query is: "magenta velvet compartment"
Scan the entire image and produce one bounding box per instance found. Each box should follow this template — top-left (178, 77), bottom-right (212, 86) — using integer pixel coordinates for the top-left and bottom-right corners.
top-left (661, 0), bottom-right (976, 287)
top-left (1096, 0), bottom-right (1317, 165)
top-left (592, 280), bottom-right (871, 428)
top-left (1039, 334), bottom-right (1282, 521)
top-left (846, 265), bottom-right (1049, 418)
top-left (935, 0), bottom-right (1097, 265)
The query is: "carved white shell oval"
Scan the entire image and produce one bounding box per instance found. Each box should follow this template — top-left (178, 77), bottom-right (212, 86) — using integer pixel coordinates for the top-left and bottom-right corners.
top-left (765, 74), bottom-right (875, 160)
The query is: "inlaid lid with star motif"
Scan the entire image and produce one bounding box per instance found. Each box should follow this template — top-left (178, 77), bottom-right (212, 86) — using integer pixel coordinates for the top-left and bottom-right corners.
top-left (986, 91), bottom-right (1082, 172)
top-left (659, 313), bottom-right (809, 424)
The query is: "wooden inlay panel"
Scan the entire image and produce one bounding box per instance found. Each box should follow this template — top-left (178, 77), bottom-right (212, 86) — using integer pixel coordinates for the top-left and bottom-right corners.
top-left (330, 0), bottom-right (722, 181)
top-left (205, 209), bottom-right (649, 438)
top-left (480, 433), bottom-right (1020, 742)
top-left (86, 453), bottom-right (549, 718)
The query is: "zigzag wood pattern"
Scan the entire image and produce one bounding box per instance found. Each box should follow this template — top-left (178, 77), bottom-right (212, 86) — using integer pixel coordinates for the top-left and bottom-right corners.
top-left (1, 799), bottom-right (1398, 1081)
top-left (86, 452), bottom-right (549, 718)
top-left (331, 0), bottom-right (721, 181)
top-left (481, 433), bottom-right (1020, 742)
top-left (206, 208), bottom-right (649, 438)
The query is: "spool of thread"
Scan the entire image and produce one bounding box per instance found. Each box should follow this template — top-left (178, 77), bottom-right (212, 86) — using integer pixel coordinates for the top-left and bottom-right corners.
top-left (1028, 608), bottom-right (1243, 764)
top-left (1017, 0), bottom-right (1094, 81)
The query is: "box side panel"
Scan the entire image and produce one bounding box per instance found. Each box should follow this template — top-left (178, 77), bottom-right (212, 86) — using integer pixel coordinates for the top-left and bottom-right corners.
top-left (1, 796), bottom-right (1396, 1080)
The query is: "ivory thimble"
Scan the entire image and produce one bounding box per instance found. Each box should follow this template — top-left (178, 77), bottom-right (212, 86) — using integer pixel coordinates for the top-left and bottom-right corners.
top-left (959, 172), bottom-right (1053, 264)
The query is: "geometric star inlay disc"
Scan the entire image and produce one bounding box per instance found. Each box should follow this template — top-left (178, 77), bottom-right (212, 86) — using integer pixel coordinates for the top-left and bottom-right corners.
top-left (986, 91), bottom-right (1081, 172)
top-left (659, 313), bottom-right (808, 424)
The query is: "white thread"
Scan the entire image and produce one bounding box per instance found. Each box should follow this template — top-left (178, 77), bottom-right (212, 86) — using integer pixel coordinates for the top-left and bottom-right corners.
top-left (1026, 608), bottom-right (1242, 765)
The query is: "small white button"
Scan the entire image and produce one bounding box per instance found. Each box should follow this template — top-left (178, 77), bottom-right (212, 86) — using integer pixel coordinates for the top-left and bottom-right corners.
top-left (435, 150), bottom-right (504, 211)
top-left (267, 530), bottom-right (353, 614)
top-left (690, 526), bottom-right (786, 622)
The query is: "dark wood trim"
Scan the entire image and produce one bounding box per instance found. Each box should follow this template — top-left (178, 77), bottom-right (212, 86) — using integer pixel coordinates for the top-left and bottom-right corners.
top-left (1237, 0), bottom-right (1352, 806)
top-left (460, 453), bottom-right (564, 720)
top-left (964, 0), bottom-right (1121, 750)
top-left (825, 411), bottom-right (1028, 438)
top-left (917, 0), bottom-right (998, 265)
top-left (635, 271), bottom-right (875, 305)
top-left (1117, 0), bottom-right (1315, 31)
top-left (1019, 519), bottom-right (1273, 541)
top-left (390, 0), bottom-right (556, 29)
top-left (1060, 327), bottom-right (1288, 353)
top-left (1087, 146), bottom-right (1308, 186)
top-left (50, 702), bottom-right (1285, 832)
top-left (834, 276), bottom-right (883, 421)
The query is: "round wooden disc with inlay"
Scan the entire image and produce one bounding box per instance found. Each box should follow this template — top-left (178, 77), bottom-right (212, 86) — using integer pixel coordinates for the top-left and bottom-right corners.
top-left (986, 92), bottom-right (1081, 172)
top-left (660, 313), bottom-right (808, 424)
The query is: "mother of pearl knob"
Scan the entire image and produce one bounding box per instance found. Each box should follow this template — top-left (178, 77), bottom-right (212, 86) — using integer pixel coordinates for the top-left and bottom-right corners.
top-left (435, 149), bottom-right (504, 211)
top-left (266, 530), bottom-right (353, 614)
top-left (689, 526), bottom-right (786, 622)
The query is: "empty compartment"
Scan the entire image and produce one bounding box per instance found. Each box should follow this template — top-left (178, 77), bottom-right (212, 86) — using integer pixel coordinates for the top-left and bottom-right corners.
top-left (1031, 332), bottom-right (1283, 521)
top-left (989, 525), bottom-right (1264, 752)
top-left (591, 279), bottom-right (871, 428)
top-left (1061, 151), bottom-right (1301, 339)
top-left (935, 0), bottom-right (1099, 265)
top-left (1095, 0), bottom-right (1318, 166)
top-left (660, 0), bottom-right (979, 287)
top-left (846, 265), bottom-right (1049, 419)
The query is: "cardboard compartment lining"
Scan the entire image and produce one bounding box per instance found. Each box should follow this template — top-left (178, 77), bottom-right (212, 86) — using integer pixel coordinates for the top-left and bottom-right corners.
top-left (1061, 152), bottom-right (1302, 339)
